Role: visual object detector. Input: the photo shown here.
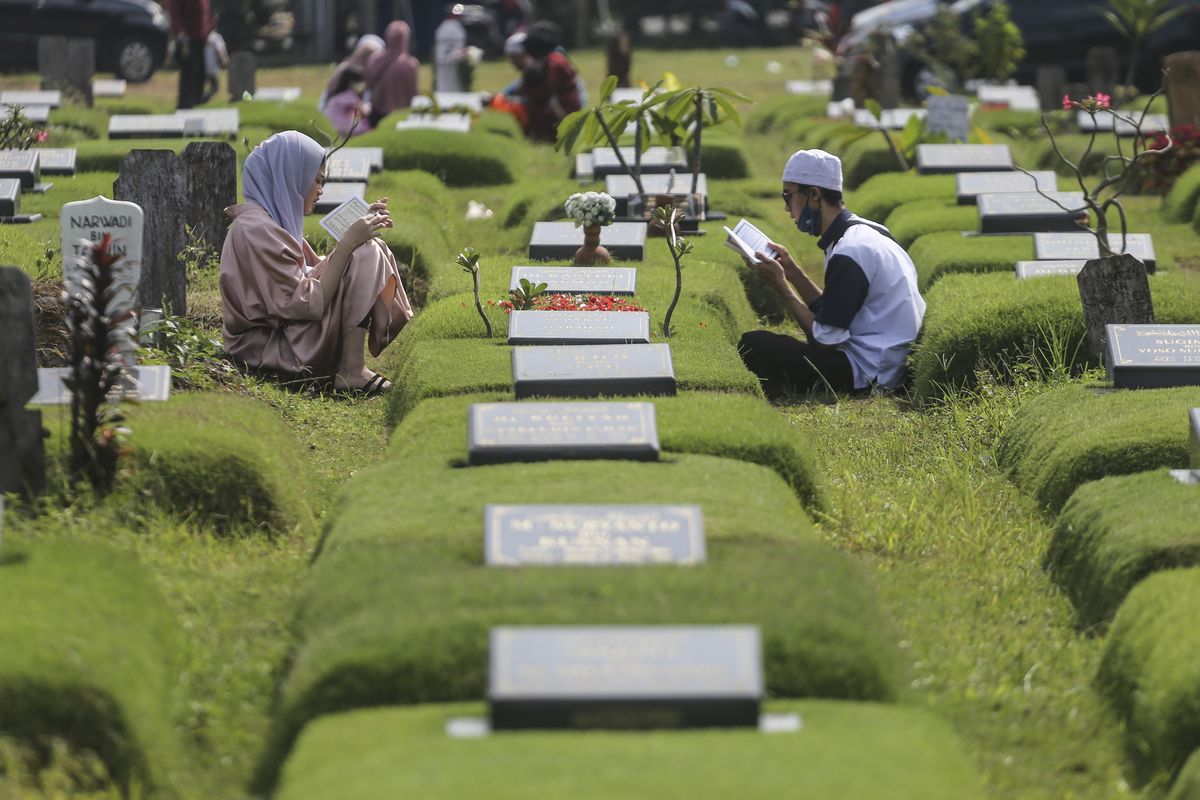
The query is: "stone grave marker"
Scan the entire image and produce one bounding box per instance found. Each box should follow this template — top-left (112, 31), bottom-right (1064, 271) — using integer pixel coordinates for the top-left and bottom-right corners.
top-left (916, 144), bottom-right (1013, 174)
top-left (574, 153), bottom-right (595, 181)
top-left (395, 113), bottom-right (472, 133)
top-left (1086, 46), bottom-right (1119, 96)
top-left (228, 52), bottom-right (257, 101)
top-left (1105, 325), bottom-right (1200, 389)
top-left (1015, 260), bottom-right (1087, 279)
top-left (484, 504), bottom-right (705, 566)
top-left (512, 343), bottom-right (676, 399)
top-left (785, 79), bottom-right (833, 95)
top-left (36, 148), bottom-right (77, 176)
top-left (254, 87), bottom-right (301, 102)
top-left (114, 152), bottom-right (187, 314)
top-left (826, 97), bottom-right (855, 119)
top-left (529, 221), bottom-right (646, 261)
top-left (1077, 110), bottom-right (1117, 132)
top-left (175, 108), bottom-right (239, 137)
top-left (1191, 407), bottom-right (1200, 468)
top-left (324, 155), bottom-right (371, 183)
top-left (507, 311), bottom-right (651, 346)
top-left (60, 195), bottom-right (144, 328)
top-left (852, 107), bottom-right (924, 130)
top-left (926, 94), bottom-right (970, 143)
top-left (976, 191), bottom-right (1087, 234)
top-left (1114, 114), bottom-right (1169, 137)
top-left (0, 104), bottom-right (50, 124)
top-left (38, 37), bottom-right (93, 105)
top-left (468, 401), bottom-right (660, 465)
top-left (31, 365), bottom-right (172, 405)
top-left (0, 267), bottom-right (45, 499)
top-left (1034, 232), bottom-right (1156, 272)
top-left (312, 181), bottom-right (365, 214)
top-left (0, 150), bottom-right (41, 190)
top-left (337, 147), bottom-right (384, 173)
top-left (488, 625), bottom-right (763, 730)
top-left (1037, 65), bottom-right (1067, 111)
top-left (591, 146), bottom-right (687, 178)
top-left (108, 114), bottom-right (185, 139)
top-left (92, 78), bottom-right (127, 98)
top-left (1165, 52), bottom-right (1200, 130)
top-left (610, 88), bottom-right (646, 105)
top-left (1079, 255), bottom-right (1155, 359)
top-left (0, 179), bottom-right (37, 222)
top-left (181, 142), bottom-right (237, 267)
top-left (0, 90), bottom-right (61, 109)
top-left (956, 170), bottom-right (1058, 205)
top-left (510, 266), bottom-right (636, 295)
top-left (976, 84), bottom-right (1039, 111)
top-left (605, 173), bottom-right (708, 216)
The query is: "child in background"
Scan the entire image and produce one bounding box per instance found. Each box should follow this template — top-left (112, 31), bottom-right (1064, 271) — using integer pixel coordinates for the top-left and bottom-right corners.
top-left (323, 66), bottom-right (373, 138)
top-left (202, 26), bottom-right (228, 103)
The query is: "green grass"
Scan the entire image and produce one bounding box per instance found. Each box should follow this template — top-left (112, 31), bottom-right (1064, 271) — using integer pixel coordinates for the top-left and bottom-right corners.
top-left (1047, 469), bottom-right (1200, 627)
top-left (847, 173), bottom-right (956, 223)
top-left (998, 384), bottom-right (1200, 512)
top-left (884, 199), bottom-right (979, 248)
top-left (274, 700), bottom-right (984, 800)
top-left (349, 125), bottom-right (518, 186)
top-left (839, 137), bottom-right (904, 190)
top-left (908, 230), bottom-right (1034, 290)
top-left (1164, 163), bottom-right (1200, 224)
top-left (1168, 749), bottom-right (1200, 800)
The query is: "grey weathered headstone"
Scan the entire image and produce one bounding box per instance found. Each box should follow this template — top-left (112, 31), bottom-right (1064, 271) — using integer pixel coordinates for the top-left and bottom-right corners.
top-left (915, 144), bottom-right (1013, 174)
top-left (67, 39), bottom-right (95, 107)
top-left (976, 192), bottom-right (1087, 234)
top-left (92, 78), bottom-right (127, 98)
top-left (1165, 52), bottom-right (1200, 129)
top-left (39, 37), bottom-right (93, 105)
top-left (925, 95), bottom-right (970, 143)
top-left (312, 181), bottom-right (365, 214)
top-left (36, 148), bottom-right (77, 176)
top-left (870, 50), bottom-right (902, 109)
top-left (1086, 46), bottom-right (1119, 97)
top-left (1078, 254), bottom-right (1155, 360)
top-left (228, 52), bottom-right (257, 102)
top-left (1015, 260), bottom-right (1087, 279)
top-left (468, 401), bottom-right (660, 465)
top-left (0, 267), bottom-right (45, 499)
top-left (180, 141), bottom-right (237, 269)
top-left (0, 150), bottom-right (40, 190)
top-left (510, 266), bottom-right (636, 296)
top-left (484, 504), bottom-right (705, 566)
top-left (1037, 65), bottom-right (1067, 111)
top-left (512, 343), bottom-right (677, 399)
top-left (976, 84), bottom-right (1039, 111)
top-left (1034, 232), bottom-right (1156, 273)
top-left (114, 151), bottom-right (188, 314)
top-left (1105, 325), bottom-right (1200, 389)
top-left (956, 170), bottom-right (1058, 205)
top-left (529, 222), bottom-right (646, 262)
top-left (488, 626), bottom-right (763, 730)
top-left (507, 311), bottom-right (651, 346)
top-left (1061, 82), bottom-right (1091, 106)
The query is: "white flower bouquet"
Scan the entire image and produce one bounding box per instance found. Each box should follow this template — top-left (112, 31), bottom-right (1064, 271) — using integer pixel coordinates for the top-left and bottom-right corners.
top-left (564, 192), bottom-right (617, 228)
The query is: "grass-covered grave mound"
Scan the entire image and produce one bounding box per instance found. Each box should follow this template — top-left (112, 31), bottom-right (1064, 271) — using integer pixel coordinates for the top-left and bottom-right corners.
top-left (272, 701), bottom-right (983, 800)
top-left (1163, 163), bottom-right (1200, 224)
top-left (907, 230), bottom-right (1033, 291)
top-left (350, 126), bottom-right (517, 186)
top-left (883, 199), bottom-right (978, 249)
top-left (0, 540), bottom-right (182, 795)
top-left (998, 384), bottom-right (1200, 512)
top-left (1047, 469), bottom-right (1200, 627)
top-left (847, 173), bottom-right (956, 224)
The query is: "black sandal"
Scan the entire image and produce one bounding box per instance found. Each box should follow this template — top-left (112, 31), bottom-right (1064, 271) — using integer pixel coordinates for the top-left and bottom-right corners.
top-left (360, 373), bottom-right (393, 397)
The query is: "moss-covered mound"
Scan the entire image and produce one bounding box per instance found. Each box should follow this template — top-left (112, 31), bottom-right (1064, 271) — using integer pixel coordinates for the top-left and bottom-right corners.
top-left (848, 173), bottom-right (956, 223)
top-left (840, 137), bottom-right (902, 189)
top-left (274, 701), bottom-right (983, 800)
top-left (998, 385), bottom-right (1200, 512)
top-left (907, 230), bottom-right (1033, 291)
top-left (884, 199), bottom-right (978, 248)
top-left (1167, 749), bottom-right (1200, 800)
top-left (1164, 163), bottom-right (1200, 224)
top-left (1097, 568), bottom-right (1200, 783)
top-left (699, 137), bottom-right (751, 179)
top-left (1048, 469), bottom-right (1200, 627)
top-left (0, 540), bottom-right (181, 795)
top-left (350, 127), bottom-right (516, 186)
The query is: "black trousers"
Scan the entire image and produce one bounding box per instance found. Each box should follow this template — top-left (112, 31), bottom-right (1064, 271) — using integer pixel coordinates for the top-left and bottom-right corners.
top-left (738, 330), bottom-right (857, 398)
top-left (177, 39), bottom-right (207, 110)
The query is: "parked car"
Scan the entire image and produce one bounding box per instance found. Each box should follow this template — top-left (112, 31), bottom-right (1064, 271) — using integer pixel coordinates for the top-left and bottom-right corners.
top-left (0, 0), bottom-right (171, 82)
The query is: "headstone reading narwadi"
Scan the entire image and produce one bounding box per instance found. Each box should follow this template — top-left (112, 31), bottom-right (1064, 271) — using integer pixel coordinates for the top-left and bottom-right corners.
top-left (529, 222), bottom-right (646, 261)
top-left (36, 148), bottom-right (77, 176)
top-left (60, 195), bottom-right (144, 320)
top-left (512, 343), bottom-right (677, 399)
top-left (1165, 52), bottom-right (1200, 130)
top-left (976, 191), bottom-right (1087, 234)
top-left (0, 267), bottom-right (45, 499)
top-left (925, 94), bottom-right (970, 143)
top-left (1015, 260), bottom-right (1087, 279)
top-left (507, 311), bottom-right (651, 346)
top-left (1105, 325), bottom-right (1200, 389)
top-left (484, 504), bottom-right (705, 566)
top-left (181, 141), bottom-right (237, 267)
top-left (1034, 232), bottom-right (1156, 273)
top-left (0, 150), bottom-right (41, 190)
top-left (916, 144), bottom-right (1013, 174)
top-left (113, 152), bottom-right (187, 314)
top-left (488, 626), bottom-right (763, 730)
top-left (1078, 254), bottom-right (1155, 359)
top-left (510, 266), bottom-right (636, 295)
top-left (468, 401), bottom-right (660, 465)
top-left (955, 170), bottom-right (1058, 205)
top-left (228, 52), bottom-right (257, 101)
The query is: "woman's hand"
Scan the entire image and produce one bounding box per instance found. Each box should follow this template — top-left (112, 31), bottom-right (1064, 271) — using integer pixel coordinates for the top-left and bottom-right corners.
top-left (341, 202), bottom-right (393, 251)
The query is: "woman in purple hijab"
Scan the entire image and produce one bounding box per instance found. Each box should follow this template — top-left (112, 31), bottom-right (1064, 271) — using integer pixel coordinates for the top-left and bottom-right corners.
top-left (218, 130), bottom-right (413, 394)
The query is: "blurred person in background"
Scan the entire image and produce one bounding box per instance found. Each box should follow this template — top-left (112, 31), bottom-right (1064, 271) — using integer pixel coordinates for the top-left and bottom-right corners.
top-left (201, 22), bottom-right (228, 103)
top-left (518, 21), bottom-right (582, 142)
top-left (164, 0), bottom-right (213, 109)
top-left (364, 21), bottom-right (420, 125)
top-left (320, 34), bottom-right (384, 110)
top-left (323, 66), bottom-right (373, 137)
top-left (434, 3), bottom-right (468, 92)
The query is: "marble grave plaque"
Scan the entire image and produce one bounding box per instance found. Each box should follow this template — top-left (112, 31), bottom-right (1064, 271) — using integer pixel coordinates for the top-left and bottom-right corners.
top-left (254, 87), bottom-right (301, 102)
top-left (976, 191), bottom-right (1086, 234)
top-left (1106, 325), bottom-right (1200, 389)
top-left (30, 365), bottom-right (171, 404)
top-left (0, 179), bottom-right (22, 218)
top-left (468, 401), bottom-right (660, 464)
top-left (852, 107), bottom-right (925, 130)
top-left (337, 147), bottom-right (383, 172)
top-left (36, 148), bottom-right (76, 176)
top-left (1015, 260), bottom-right (1087, 279)
top-left (395, 113), bottom-right (472, 133)
top-left (91, 79), bottom-right (127, 98)
top-left (0, 150), bottom-right (40, 189)
top-left (529, 221), bottom-right (646, 261)
top-left (509, 266), bottom-right (636, 295)
top-left (574, 153), bottom-right (595, 181)
top-left (785, 79), bottom-right (832, 95)
top-left (977, 84), bottom-right (1039, 110)
top-left (1114, 113), bottom-right (1168, 137)
top-left (511, 343), bottom-right (676, 399)
top-left (916, 144), bottom-right (1013, 174)
top-left (0, 104), bottom-right (50, 124)
top-left (489, 626), bottom-right (763, 729)
top-left (324, 156), bottom-right (371, 183)
top-left (312, 181), bottom-right (365, 214)
top-left (507, 310), bottom-right (651, 346)
top-left (956, 170), bottom-right (1057, 204)
top-left (108, 114), bottom-right (185, 139)
top-left (175, 108), bottom-right (239, 137)
top-left (484, 504), bottom-right (705, 565)
top-left (0, 90), bottom-right (61, 108)
top-left (1033, 232), bottom-right (1156, 272)
top-left (590, 146), bottom-right (687, 178)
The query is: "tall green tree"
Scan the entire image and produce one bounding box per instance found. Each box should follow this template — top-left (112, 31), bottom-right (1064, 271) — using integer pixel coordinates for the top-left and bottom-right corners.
top-left (1099, 0), bottom-right (1189, 89)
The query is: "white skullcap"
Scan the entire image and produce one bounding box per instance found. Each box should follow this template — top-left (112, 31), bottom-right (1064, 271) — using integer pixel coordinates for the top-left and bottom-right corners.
top-left (782, 149), bottom-right (843, 192)
top-left (504, 32), bottom-right (527, 56)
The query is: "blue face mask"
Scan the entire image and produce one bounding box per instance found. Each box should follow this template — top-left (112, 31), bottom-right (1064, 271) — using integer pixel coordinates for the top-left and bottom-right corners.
top-left (795, 199), bottom-right (821, 237)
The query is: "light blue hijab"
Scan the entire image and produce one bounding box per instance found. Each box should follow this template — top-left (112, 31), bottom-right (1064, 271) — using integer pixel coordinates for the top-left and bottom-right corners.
top-left (242, 131), bottom-right (326, 242)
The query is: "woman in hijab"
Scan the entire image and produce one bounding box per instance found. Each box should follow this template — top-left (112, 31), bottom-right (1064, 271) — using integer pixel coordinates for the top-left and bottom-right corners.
top-left (219, 131), bottom-right (413, 394)
top-left (364, 21), bottom-right (420, 126)
top-left (319, 34), bottom-right (384, 111)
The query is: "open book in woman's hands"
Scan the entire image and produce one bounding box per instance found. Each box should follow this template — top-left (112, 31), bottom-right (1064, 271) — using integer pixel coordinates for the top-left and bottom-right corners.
top-left (723, 219), bottom-right (778, 264)
top-left (319, 195), bottom-right (371, 241)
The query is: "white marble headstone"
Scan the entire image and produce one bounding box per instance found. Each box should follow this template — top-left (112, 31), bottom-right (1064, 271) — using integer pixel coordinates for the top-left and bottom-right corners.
top-left (60, 195), bottom-right (144, 314)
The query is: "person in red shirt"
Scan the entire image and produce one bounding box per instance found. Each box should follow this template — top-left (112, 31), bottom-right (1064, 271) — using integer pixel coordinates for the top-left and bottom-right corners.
top-left (518, 21), bottom-right (581, 143)
top-left (163, 0), bottom-right (214, 109)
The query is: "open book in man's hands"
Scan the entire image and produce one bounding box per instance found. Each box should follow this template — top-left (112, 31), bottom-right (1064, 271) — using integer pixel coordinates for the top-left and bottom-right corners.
top-left (723, 219), bottom-right (778, 264)
top-left (319, 195), bottom-right (371, 241)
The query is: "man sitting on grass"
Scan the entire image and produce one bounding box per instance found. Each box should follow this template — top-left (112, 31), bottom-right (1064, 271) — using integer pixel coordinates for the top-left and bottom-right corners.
top-left (738, 149), bottom-right (926, 397)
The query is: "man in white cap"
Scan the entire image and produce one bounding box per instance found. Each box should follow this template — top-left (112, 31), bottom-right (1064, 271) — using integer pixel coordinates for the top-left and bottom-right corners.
top-left (738, 149), bottom-right (925, 397)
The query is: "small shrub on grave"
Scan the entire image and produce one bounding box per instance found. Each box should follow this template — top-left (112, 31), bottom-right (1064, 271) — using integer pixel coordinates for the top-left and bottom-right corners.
top-left (455, 247), bottom-right (492, 338)
top-left (998, 384), bottom-right (1200, 512)
top-left (883, 199), bottom-right (977, 248)
top-left (350, 128), bottom-right (515, 186)
top-left (848, 173), bottom-right (955, 223)
top-left (1148, 127), bottom-right (1200, 206)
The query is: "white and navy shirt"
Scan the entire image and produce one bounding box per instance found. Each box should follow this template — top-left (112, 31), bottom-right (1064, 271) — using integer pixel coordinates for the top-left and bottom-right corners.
top-left (808, 209), bottom-right (926, 389)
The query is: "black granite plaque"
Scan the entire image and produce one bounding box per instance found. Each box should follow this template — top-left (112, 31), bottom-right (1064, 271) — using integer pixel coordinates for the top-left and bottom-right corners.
top-left (591, 146), bottom-right (688, 178)
top-left (916, 144), bottom-right (1014, 174)
top-left (0, 150), bottom-right (40, 190)
top-left (468, 401), bottom-right (660, 464)
top-left (338, 147), bottom-right (383, 172)
top-left (507, 311), bottom-right (651, 346)
top-left (108, 114), bottom-right (185, 139)
top-left (30, 365), bottom-right (172, 404)
top-left (484, 504), bottom-right (705, 565)
top-left (1191, 408), bottom-right (1200, 469)
top-left (0, 90), bottom-right (61, 109)
top-left (512, 343), bottom-right (676, 399)
top-left (488, 625), bottom-right (762, 730)
top-left (529, 221), bottom-right (647, 261)
top-left (977, 191), bottom-right (1086, 234)
top-left (0, 179), bottom-right (20, 218)
top-left (1106, 325), bottom-right (1200, 389)
top-left (396, 113), bottom-right (472, 132)
top-left (311, 181), bottom-right (366, 214)
top-left (324, 156), bottom-right (371, 183)
top-left (1015, 260), bottom-right (1086, 279)
top-left (510, 266), bottom-right (636, 295)
top-left (35, 148), bottom-right (76, 176)
top-left (1033, 232), bottom-right (1156, 272)
top-left (956, 170), bottom-right (1057, 205)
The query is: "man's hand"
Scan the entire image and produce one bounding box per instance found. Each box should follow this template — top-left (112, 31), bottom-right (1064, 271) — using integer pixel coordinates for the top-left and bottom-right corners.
top-left (748, 251), bottom-right (790, 294)
top-left (766, 240), bottom-right (798, 272)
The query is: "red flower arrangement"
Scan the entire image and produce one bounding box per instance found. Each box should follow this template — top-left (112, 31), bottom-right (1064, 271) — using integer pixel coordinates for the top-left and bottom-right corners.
top-left (1142, 123), bottom-right (1200, 195)
top-left (497, 294), bottom-right (646, 314)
